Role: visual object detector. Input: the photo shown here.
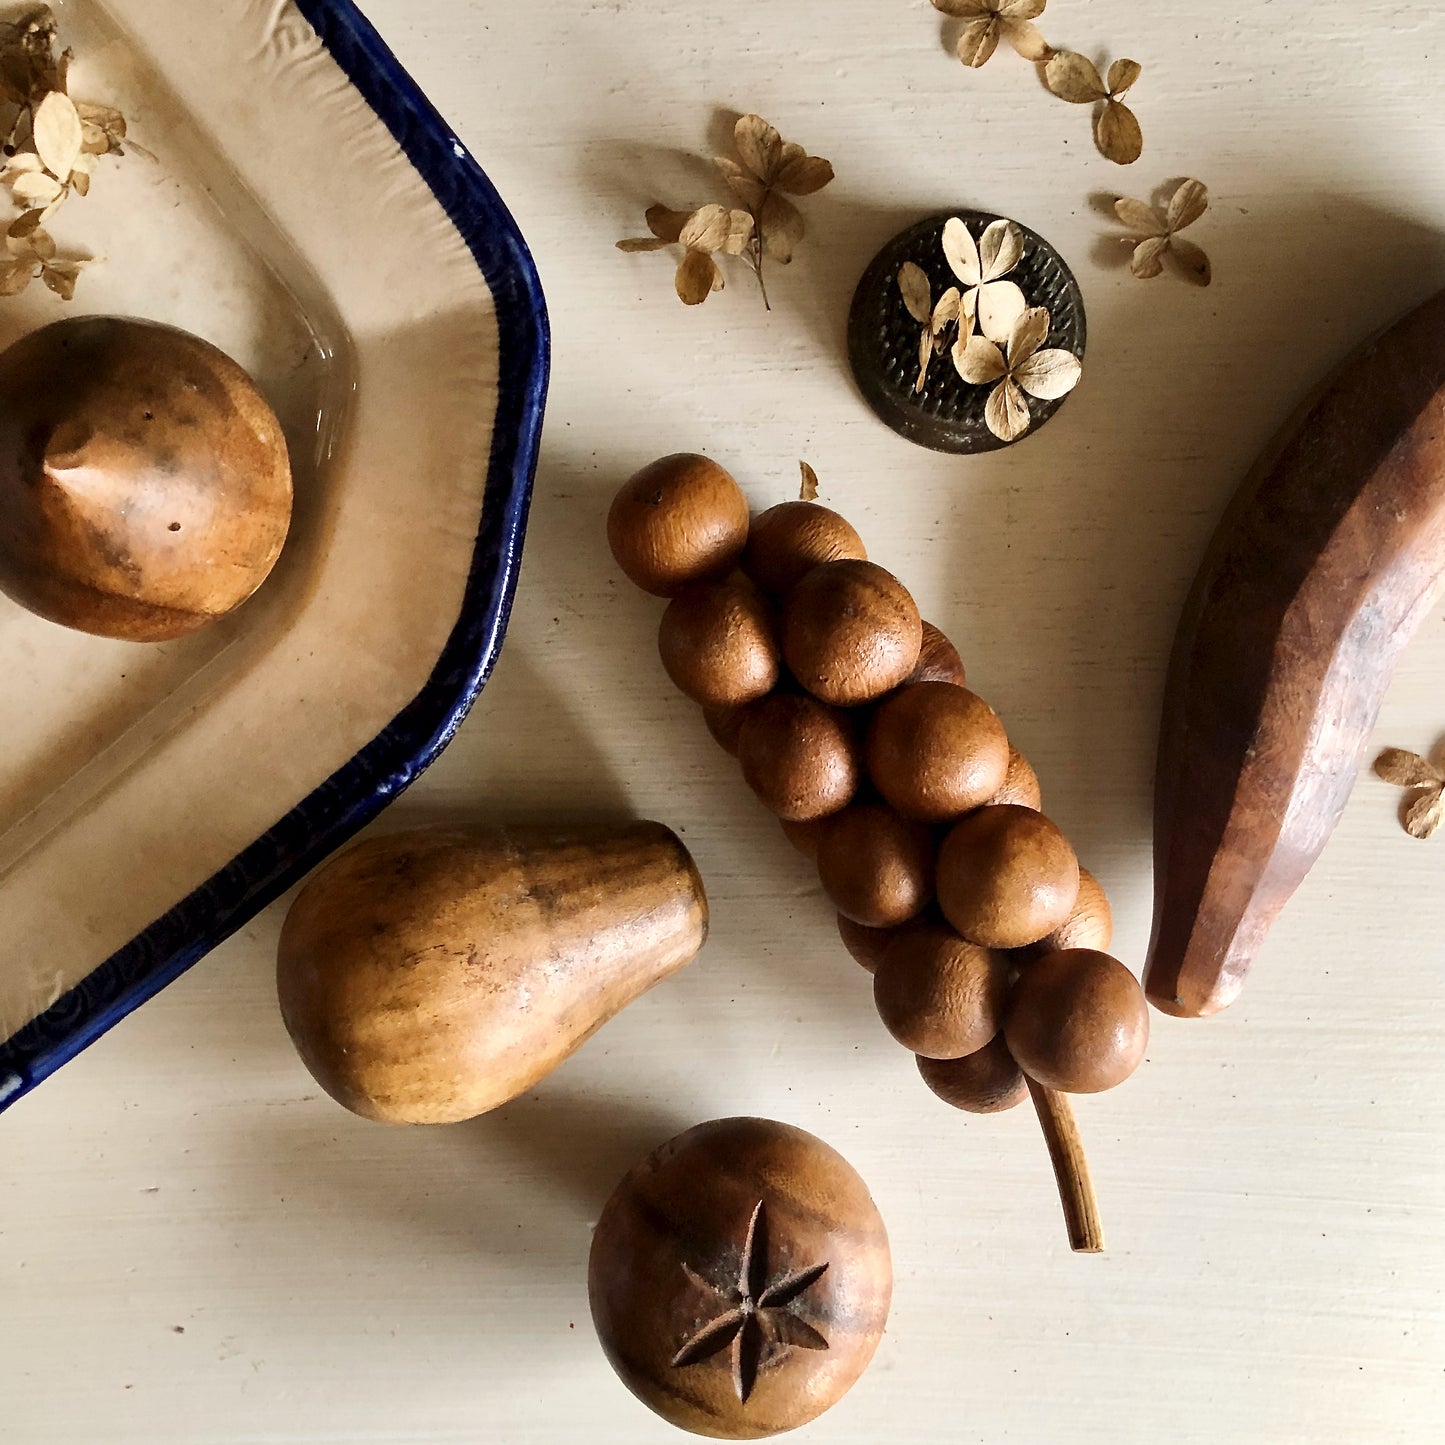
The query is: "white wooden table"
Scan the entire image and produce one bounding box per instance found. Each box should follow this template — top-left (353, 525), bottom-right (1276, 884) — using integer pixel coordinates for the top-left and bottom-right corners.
top-left (6, 1), bottom-right (1445, 1440)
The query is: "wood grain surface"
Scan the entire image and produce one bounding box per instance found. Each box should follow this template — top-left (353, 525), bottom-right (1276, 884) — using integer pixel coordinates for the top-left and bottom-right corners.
top-left (4, 1), bottom-right (1445, 1441)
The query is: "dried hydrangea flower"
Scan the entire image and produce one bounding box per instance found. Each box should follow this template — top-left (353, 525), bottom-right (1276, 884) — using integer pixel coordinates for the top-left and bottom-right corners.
top-left (1045, 52), bottom-right (1143, 164)
top-left (931, 0), bottom-right (1051, 68)
top-left (1375, 747), bottom-right (1445, 840)
top-left (1114, 179), bottom-right (1211, 286)
top-left (617, 203), bottom-right (754, 306)
top-left (714, 114), bottom-right (834, 309)
top-left (952, 305), bottom-right (1081, 443)
top-left (941, 216), bottom-right (1026, 343)
top-left (0, 6), bottom-right (129, 298)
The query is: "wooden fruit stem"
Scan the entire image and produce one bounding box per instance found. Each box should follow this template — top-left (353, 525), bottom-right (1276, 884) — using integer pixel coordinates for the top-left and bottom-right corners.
top-left (1027, 1078), bottom-right (1104, 1254)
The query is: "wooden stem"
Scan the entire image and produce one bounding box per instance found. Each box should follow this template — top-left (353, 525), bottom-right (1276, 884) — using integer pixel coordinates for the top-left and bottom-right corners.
top-left (1027, 1078), bottom-right (1104, 1254)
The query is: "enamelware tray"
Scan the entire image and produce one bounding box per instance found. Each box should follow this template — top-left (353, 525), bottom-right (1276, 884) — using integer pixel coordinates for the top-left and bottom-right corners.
top-left (0, 0), bottom-right (549, 1111)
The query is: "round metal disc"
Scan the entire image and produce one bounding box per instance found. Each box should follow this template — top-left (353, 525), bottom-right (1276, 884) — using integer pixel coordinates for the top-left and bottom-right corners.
top-left (847, 210), bottom-right (1087, 454)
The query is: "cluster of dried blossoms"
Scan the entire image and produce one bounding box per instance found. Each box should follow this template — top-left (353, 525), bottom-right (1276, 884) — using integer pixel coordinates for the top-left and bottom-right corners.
top-left (898, 217), bottom-right (1081, 444)
top-left (931, 1), bottom-right (1142, 164)
top-left (617, 114), bottom-right (833, 309)
top-left (930, 4), bottom-right (1214, 287)
top-left (0, 6), bottom-right (128, 299)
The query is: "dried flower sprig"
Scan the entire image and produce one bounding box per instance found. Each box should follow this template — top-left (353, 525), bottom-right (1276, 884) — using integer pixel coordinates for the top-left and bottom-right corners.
top-left (617, 204), bottom-right (754, 306)
top-left (897, 261), bottom-right (964, 393)
top-left (0, 6), bottom-right (129, 300)
top-left (617, 114), bottom-right (832, 311)
top-left (953, 305), bottom-right (1082, 443)
top-left (1044, 52), bottom-right (1143, 164)
top-left (1375, 746), bottom-right (1445, 840)
top-left (931, 0), bottom-right (1051, 69)
top-left (1114, 179), bottom-right (1212, 286)
top-left (715, 114), bottom-right (834, 310)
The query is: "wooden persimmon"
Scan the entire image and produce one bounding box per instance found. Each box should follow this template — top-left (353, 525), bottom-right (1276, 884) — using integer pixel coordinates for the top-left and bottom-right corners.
top-left (589, 1117), bottom-right (892, 1438)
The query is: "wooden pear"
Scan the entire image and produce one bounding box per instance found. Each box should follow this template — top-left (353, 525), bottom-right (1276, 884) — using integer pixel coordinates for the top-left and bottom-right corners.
top-left (277, 821), bottom-right (708, 1124)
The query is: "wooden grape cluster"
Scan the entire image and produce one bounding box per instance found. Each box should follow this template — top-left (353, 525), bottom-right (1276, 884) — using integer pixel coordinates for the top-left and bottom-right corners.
top-left (609, 454), bottom-right (1150, 1248)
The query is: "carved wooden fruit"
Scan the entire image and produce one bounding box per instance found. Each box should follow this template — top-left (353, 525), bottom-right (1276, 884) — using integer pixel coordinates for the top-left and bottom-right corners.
top-left (276, 822), bottom-right (707, 1124)
top-left (0, 316), bottom-right (292, 641)
top-left (1147, 288), bottom-right (1445, 1017)
top-left (589, 1117), bottom-right (892, 1440)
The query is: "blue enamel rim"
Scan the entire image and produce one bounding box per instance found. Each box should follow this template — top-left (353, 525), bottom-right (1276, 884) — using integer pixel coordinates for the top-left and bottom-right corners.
top-left (0, 0), bottom-right (550, 1113)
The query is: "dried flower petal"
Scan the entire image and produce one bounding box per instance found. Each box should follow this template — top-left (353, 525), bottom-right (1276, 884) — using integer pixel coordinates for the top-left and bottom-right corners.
top-left (616, 236), bottom-right (670, 253)
top-left (1166, 179), bottom-right (1209, 232)
top-left (978, 218), bottom-right (1022, 281)
top-left (1375, 748), bottom-right (1442, 788)
top-left (1096, 99), bottom-right (1143, 165)
top-left (1114, 196), bottom-right (1162, 235)
top-left (675, 248), bottom-right (718, 305)
top-left (954, 334), bottom-right (1007, 386)
top-left (1008, 306), bottom-right (1050, 366)
top-left (976, 280), bottom-right (1026, 344)
top-left (931, 0), bottom-right (990, 15)
top-left (985, 375), bottom-right (1031, 441)
top-left (1107, 58), bottom-right (1142, 96)
top-left (1015, 348), bottom-right (1082, 400)
top-left (715, 156), bottom-right (766, 211)
top-left (1168, 236), bottom-right (1212, 287)
top-left (679, 204), bottom-right (730, 255)
top-left (931, 286), bottom-right (963, 335)
top-left (10, 169), bottom-right (61, 205)
top-left (32, 89), bottom-right (80, 179)
top-left (759, 192), bottom-right (804, 263)
top-left (646, 205), bottom-right (691, 243)
top-left (734, 114), bottom-right (782, 185)
top-left (799, 461), bottom-right (820, 501)
top-left (774, 154), bottom-right (834, 197)
top-left (1045, 51), bottom-right (1107, 103)
top-left (1405, 787), bottom-right (1445, 840)
top-left (899, 261), bottom-right (932, 325)
top-left (954, 17), bottom-right (1000, 68)
top-left (40, 258), bottom-right (79, 299)
top-left (0, 257), bottom-right (32, 295)
top-left (916, 328), bottom-right (934, 393)
top-left (942, 216), bottom-right (981, 287)
top-left (1130, 234), bottom-right (1170, 278)
top-left (1000, 0), bottom-right (1046, 17)
top-left (1005, 20), bottom-right (1050, 61)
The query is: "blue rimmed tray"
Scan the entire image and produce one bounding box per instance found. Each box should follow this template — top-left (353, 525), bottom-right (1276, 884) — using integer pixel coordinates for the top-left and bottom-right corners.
top-left (0, 0), bottom-right (548, 1112)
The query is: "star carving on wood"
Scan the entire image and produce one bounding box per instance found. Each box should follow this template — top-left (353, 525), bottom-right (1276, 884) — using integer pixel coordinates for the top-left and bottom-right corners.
top-left (670, 1200), bottom-right (830, 1403)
